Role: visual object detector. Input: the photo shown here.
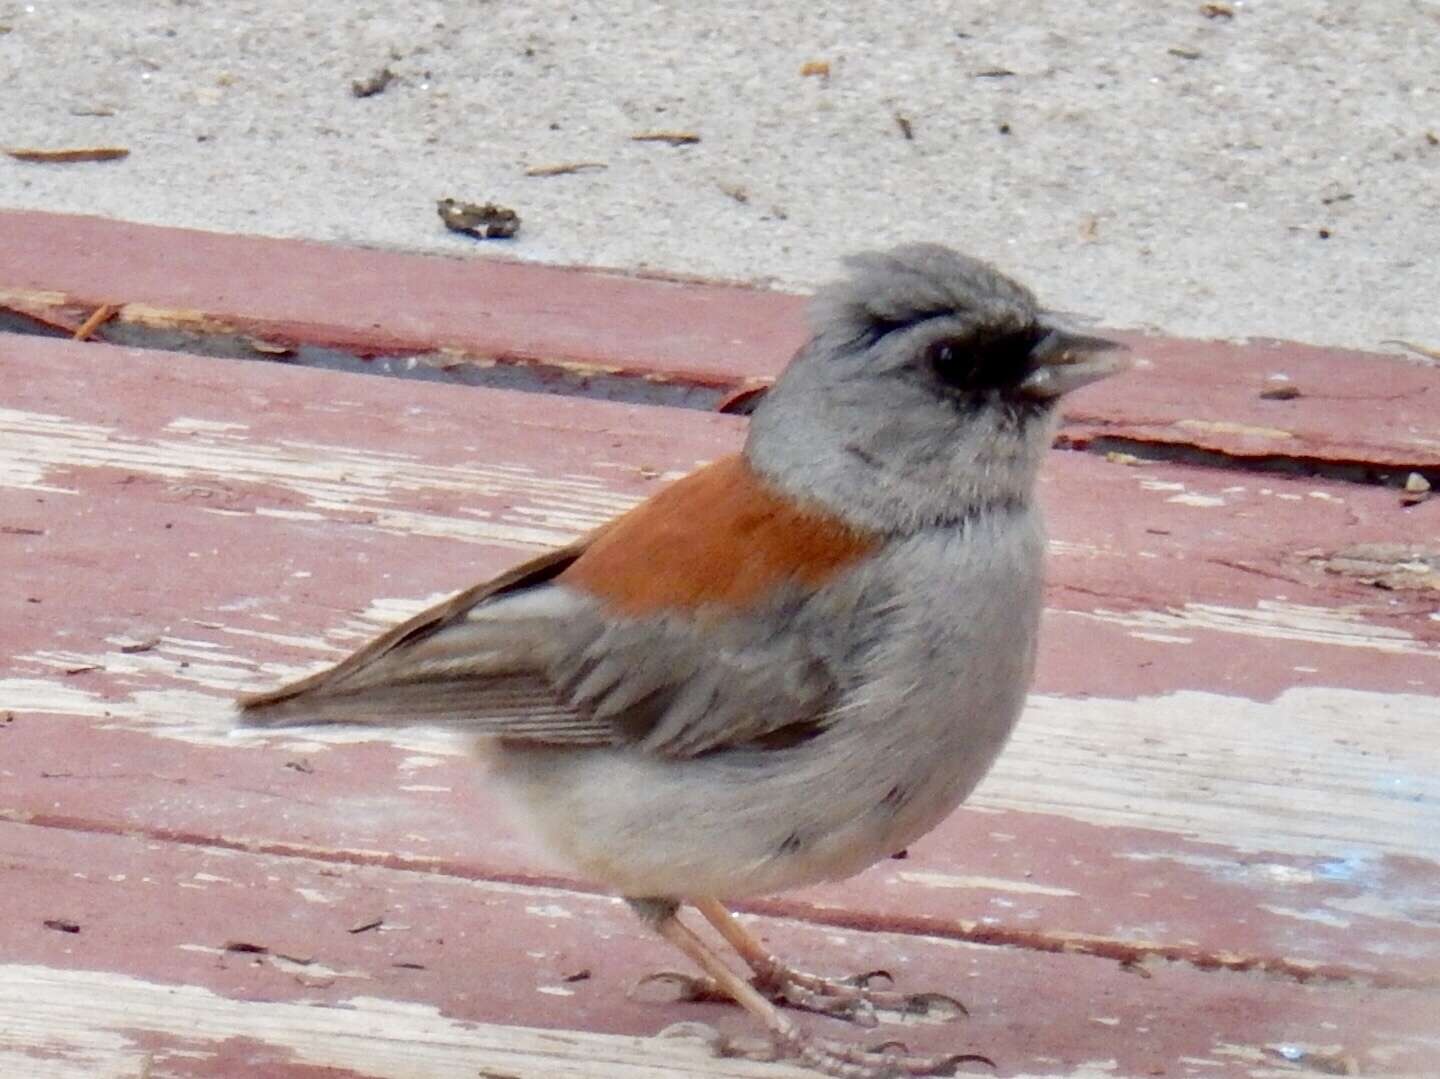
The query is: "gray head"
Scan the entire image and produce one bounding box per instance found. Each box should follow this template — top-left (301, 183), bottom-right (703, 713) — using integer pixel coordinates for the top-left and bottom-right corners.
top-left (746, 243), bottom-right (1125, 533)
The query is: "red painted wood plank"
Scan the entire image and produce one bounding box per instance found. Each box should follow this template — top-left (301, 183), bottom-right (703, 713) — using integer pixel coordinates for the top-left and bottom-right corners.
top-left (3, 334), bottom-right (1435, 660)
top-left (3, 335), bottom-right (1436, 1006)
top-left (1, 210), bottom-right (1435, 473)
top-left (0, 209), bottom-right (802, 391)
top-left (4, 820), bottom-right (1435, 1077)
top-left (1057, 335), bottom-right (1440, 476)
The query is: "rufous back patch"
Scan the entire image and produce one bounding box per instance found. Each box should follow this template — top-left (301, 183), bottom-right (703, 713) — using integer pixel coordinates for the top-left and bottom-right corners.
top-left (559, 455), bottom-right (880, 617)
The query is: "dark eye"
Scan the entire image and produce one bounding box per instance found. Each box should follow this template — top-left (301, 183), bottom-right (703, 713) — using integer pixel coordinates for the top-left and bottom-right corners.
top-left (924, 340), bottom-right (979, 386)
top-left (925, 328), bottom-right (1043, 391)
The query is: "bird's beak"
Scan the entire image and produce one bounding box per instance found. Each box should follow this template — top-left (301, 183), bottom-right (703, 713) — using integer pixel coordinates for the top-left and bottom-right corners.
top-left (1019, 327), bottom-right (1130, 399)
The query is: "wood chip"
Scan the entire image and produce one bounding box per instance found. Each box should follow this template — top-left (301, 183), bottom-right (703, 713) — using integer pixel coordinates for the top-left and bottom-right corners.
top-left (43, 919), bottom-right (81, 934)
top-left (73, 303), bottom-right (118, 342)
top-left (630, 131), bottom-right (700, 146)
top-left (117, 635), bottom-right (160, 654)
top-left (351, 67), bottom-right (395, 98)
top-left (1200, 2), bottom-right (1234, 17)
top-left (223, 941), bottom-right (269, 954)
top-left (799, 60), bottom-right (831, 78)
top-left (436, 198), bottom-right (520, 239)
top-left (1259, 384), bottom-right (1301, 400)
top-left (1401, 473), bottom-right (1432, 506)
top-left (974, 68), bottom-right (1016, 78)
top-left (6, 146), bottom-right (129, 163)
top-left (894, 113), bottom-right (914, 140)
top-left (524, 162), bottom-right (607, 177)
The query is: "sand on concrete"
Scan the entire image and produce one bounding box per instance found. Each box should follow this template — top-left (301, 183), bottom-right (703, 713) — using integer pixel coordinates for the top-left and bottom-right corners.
top-left (1, 1), bottom-right (1437, 351)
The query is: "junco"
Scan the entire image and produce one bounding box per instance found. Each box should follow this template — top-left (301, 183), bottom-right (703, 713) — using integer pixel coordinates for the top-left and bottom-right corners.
top-left (239, 243), bottom-right (1126, 1078)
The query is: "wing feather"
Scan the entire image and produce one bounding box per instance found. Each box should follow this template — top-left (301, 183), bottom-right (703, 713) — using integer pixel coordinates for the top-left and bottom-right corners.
top-left (237, 456), bottom-right (879, 757)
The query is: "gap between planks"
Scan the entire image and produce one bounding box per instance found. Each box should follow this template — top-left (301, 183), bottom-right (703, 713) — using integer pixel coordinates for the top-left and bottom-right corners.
top-left (1, 315), bottom-right (1434, 489)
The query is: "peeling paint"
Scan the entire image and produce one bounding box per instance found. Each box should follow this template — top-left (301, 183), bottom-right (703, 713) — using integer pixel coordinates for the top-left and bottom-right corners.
top-left (1258, 905), bottom-right (1352, 929)
top-left (165, 418), bottom-right (250, 434)
top-left (0, 404), bottom-right (642, 552)
top-left (525, 904), bottom-right (574, 919)
top-left (6, 671), bottom-right (1436, 863)
top-left (989, 687), bottom-right (1440, 858)
top-left (1166, 493), bottom-right (1226, 507)
top-left (1063, 601), bottom-right (1434, 656)
top-left (893, 870), bottom-right (1079, 898)
top-left (1175, 419), bottom-right (1295, 441)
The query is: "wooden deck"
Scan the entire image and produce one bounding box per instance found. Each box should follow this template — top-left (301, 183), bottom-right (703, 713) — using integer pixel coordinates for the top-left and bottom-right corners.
top-left (2, 212), bottom-right (1437, 1078)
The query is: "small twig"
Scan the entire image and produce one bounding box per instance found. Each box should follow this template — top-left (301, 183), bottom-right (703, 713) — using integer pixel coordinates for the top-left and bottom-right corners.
top-left (6, 146), bottom-right (129, 163)
top-left (73, 303), bottom-right (118, 341)
top-left (631, 131), bottom-right (700, 146)
top-left (524, 161), bottom-right (607, 177)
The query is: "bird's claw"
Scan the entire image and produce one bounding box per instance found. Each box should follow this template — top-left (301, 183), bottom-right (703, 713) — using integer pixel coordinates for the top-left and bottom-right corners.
top-left (632, 970), bottom-right (730, 1005)
top-left (793, 1032), bottom-right (996, 1078)
top-left (756, 967), bottom-right (968, 1027)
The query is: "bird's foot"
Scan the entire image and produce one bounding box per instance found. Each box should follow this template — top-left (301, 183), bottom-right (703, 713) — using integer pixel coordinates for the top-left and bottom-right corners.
top-left (754, 965), bottom-right (968, 1027)
top-left (685, 1025), bottom-right (991, 1078)
top-left (791, 1034), bottom-right (994, 1079)
top-left (638, 967), bottom-right (965, 1028)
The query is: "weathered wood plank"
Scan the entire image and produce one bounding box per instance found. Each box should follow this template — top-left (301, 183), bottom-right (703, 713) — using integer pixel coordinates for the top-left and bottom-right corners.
top-left (0, 209), bottom-right (802, 395)
top-left (3, 821), bottom-right (1435, 1078)
top-left (2, 335), bottom-right (1436, 1008)
top-left (1, 211), bottom-right (1435, 473)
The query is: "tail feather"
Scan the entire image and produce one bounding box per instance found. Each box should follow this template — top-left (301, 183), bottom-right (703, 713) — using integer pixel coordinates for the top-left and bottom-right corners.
top-left (236, 677), bottom-right (613, 743)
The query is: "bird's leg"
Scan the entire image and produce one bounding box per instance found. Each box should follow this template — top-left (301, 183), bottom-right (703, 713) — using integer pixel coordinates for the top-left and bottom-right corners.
top-left (692, 897), bottom-right (967, 1027)
top-left (629, 898), bottom-right (982, 1078)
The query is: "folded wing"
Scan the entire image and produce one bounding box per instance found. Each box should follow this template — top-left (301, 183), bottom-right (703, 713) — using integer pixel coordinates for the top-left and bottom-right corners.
top-left (238, 454), bottom-right (879, 758)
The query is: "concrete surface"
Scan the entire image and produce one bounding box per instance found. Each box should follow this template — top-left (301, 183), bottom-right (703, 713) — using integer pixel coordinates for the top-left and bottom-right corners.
top-left (2, 1), bottom-right (1438, 351)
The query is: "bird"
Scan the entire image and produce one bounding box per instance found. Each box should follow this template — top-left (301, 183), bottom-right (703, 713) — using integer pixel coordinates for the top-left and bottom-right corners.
top-left (237, 243), bottom-right (1126, 1078)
